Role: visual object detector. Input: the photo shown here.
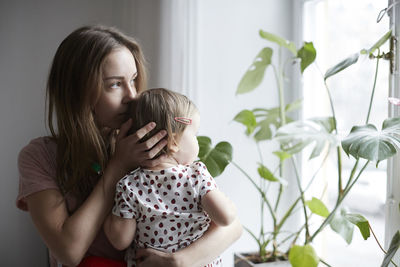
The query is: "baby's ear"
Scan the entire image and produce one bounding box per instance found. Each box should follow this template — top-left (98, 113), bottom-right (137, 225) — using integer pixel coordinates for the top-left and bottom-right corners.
top-left (168, 134), bottom-right (180, 153)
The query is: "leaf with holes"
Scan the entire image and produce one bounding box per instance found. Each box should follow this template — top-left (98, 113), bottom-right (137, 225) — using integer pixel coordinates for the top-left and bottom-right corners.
top-left (274, 117), bottom-right (338, 159)
top-left (341, 117), bottom-right (400, 162)
top-left (236, 47), bottom-right (272, 94)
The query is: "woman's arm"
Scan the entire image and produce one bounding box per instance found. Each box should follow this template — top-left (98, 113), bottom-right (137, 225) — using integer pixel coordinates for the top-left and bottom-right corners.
top-left (136, 218), bottom-right (243, 267)
top-left (25, 121), bottom-right (167, 266)
top-left (25, 163), bottom-right (126, 266)
top-left (104, 214), bottom-right (136, 250)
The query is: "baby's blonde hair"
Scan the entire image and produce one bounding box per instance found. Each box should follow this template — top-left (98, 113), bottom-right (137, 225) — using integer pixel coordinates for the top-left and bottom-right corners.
top-left (129, 88), bottom-right (198, 155)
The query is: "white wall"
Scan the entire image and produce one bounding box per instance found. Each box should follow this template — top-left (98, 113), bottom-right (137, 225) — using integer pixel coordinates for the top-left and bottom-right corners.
top-left (0, 0), bottom-right (294, 266)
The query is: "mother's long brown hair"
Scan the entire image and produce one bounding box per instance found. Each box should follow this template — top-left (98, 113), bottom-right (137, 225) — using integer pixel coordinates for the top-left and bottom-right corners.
top-left (46, 25), bottom-right (147, 201)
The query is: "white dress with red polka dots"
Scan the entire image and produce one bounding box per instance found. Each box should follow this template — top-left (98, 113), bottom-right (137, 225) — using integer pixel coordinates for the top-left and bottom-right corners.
top-left (112, 161), bottom-right (222, 267)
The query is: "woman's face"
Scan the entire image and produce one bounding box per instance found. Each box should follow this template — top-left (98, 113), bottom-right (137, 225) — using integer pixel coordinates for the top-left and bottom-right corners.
top-left (94, 46), bottom-right (137, 129)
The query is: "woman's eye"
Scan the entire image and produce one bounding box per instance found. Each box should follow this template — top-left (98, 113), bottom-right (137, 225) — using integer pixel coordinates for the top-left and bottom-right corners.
top-left (130, 78), bottom-right (135, 86)
top-left (110, 81), bottom-right (122, 89)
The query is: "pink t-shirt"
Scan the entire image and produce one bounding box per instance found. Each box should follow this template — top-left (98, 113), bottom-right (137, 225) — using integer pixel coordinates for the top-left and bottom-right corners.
top-left (16, 137), bottom-right (124, 266)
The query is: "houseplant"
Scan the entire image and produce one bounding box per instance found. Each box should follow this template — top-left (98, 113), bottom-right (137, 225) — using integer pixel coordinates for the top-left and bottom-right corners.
top-left (197, 28), bottom-right (400, 267)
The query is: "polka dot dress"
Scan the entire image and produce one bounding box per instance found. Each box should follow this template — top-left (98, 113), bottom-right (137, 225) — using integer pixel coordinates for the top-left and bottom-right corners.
top-left (112, 161), bottom-right (223, 267)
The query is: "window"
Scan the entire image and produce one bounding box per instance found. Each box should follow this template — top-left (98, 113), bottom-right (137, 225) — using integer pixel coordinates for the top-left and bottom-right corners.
top-left (302, 1), bottom-right (389, 265)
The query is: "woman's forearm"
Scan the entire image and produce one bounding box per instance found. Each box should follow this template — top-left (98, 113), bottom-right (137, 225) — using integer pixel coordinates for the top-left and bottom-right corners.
top-left (174, 218), bottom-right (243, 267)
top-left (27, 161), bottom-right (126, 266)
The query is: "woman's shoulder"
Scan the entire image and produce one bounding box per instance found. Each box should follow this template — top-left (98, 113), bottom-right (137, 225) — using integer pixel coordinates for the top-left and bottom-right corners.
top-left (19, 136), bottom-right (56, 158)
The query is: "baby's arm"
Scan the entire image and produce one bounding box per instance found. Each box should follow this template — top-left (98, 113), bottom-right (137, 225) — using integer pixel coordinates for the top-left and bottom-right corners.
top-left (104, 213), bottom-right (136, 250)
top-left (201, 189), bottom-right (237, 226)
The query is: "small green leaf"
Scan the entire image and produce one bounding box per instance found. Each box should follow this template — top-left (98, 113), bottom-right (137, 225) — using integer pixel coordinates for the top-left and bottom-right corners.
top-left (297, 42), bottom-right (316, 73)
top-left (259, 30), bottom-right (297, 55)
top-left (306, 197), bottom-right (330, 218)
top-left (236, 47), bottom-right (272, 94)
top-left (361, 29), bottom-right (392, 56)
top-left (273, 151), bottom-right (292, 162)
top-left (257, 164), bottom-right (287, 185)
top-left (344, 213), bottom-right (370, 240)
top-left (233, 110), bottom-right (257, 135)
top-left (324, 53), bottom-right (359, 80)
top-left (341, 117), bottom-right (400, 162)
top-left (330, 208), bottom-right (354, 244)
top-left (197, 136), bottom-right (232, 177)
top-left (381, 231), bottom-right (400, 267)
top-left (289, 244), bottom-right (319, 267)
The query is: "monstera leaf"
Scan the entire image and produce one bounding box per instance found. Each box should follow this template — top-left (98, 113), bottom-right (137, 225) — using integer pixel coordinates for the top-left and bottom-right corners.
top-left (274, 117), bottom-right (338, 159)
top-left (234, 99), bottom-right (302, 141)
top-left (197, 136), bottom-right (232, 177)
top-left (341, 117), bottom-right (400, 162)
top-left (236, 47), bottom-right (272, 94)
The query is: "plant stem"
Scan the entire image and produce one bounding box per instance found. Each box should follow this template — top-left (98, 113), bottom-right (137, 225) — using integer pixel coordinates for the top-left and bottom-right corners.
top-left (290, 157), bottom-right (310, 243)
top-left (309, 160), bottom-right (369, 242)
top-left (370, 223), bottom-right (400, 267)
top-left (320, 258), bottom-right (333, 267)
top-left (256, 143), bottom-right (266, 246)
top-left (322, 80), bottom-right (343, 198)
top-left (365, 50), bottom-right (380, 124)
top-left (231, 161), bottom-right (277, 222)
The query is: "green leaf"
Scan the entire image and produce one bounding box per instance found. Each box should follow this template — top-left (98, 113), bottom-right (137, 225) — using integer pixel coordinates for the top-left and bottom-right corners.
top-left (285, 98), bottom-right (303, 113)
top-left (251, 101), bottom-right (298, 141)
top-left (330, 208), bottom-right (354, 244)
top-left (257, 163), bottom-right (287, 185)
top-left (306, 197), bottom-right (330, 218)
top-left (197, 136), bottom-right (232, 177)
top-left (324, 53), bottom-right (359, 80)
top-left (274, 117), bottom-right (338, 159)
top-left (289, 244), bottom-right (319, 267)
top-left (344, 213), bottom-right (370, 240)
top-left (297, 42), bottom-right (316, 73)
top-left (236, 47), bottom-right (272, 94)
top-left (273, 151), bottom-right (292, 162)
top-left (381, 231), bottom-right (400, 267)
top-left (233, 110), bottom-right (257, 135)
top-left (361, 29), bottom-right (392, 55)
top-left (259, 30), bottom-right (297, 55)
top-left (341, 117), bottom-right (400, 162)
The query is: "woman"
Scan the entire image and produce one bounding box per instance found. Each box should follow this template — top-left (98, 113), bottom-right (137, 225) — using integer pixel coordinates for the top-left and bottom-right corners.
top-left (16, 25), bottom-right (242, 266)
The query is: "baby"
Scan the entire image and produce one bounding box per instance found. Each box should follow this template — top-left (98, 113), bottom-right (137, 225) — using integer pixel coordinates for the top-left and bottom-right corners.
top-left (104, 88), bottom-right (237, 266)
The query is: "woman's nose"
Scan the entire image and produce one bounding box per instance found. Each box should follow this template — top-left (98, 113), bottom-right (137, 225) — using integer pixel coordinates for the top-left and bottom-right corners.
top-left (123, 83), bottom-right (136, 103)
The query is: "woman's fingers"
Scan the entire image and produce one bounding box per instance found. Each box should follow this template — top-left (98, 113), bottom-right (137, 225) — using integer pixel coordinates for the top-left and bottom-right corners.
top-left (130, 122), bottom-right (157, 143)
top-left (116, 118), bottom-right (132, 142)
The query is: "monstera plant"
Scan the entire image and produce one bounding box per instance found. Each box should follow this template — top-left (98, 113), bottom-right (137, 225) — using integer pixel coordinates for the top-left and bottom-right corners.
top-left (198, 28), bottom-right (400, 267)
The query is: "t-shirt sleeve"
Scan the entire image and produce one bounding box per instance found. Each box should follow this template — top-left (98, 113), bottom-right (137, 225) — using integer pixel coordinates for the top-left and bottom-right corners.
top-left (112, 177), bottom-right (138, 219)
top-left (195, 162), bottom-right (218, 198)
top-left (16, 139), bottom-right (59, 211)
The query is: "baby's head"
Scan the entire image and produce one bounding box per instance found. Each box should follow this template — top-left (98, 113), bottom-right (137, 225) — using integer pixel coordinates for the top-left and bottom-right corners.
top-left (129, 88), bottom-right (199, 162)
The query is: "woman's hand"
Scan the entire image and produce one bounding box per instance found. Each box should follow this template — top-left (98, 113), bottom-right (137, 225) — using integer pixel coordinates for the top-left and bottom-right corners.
top-left (136, 248), bottom-right (182, 267)
top-left (111, 119), bottom-right (168, 175)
